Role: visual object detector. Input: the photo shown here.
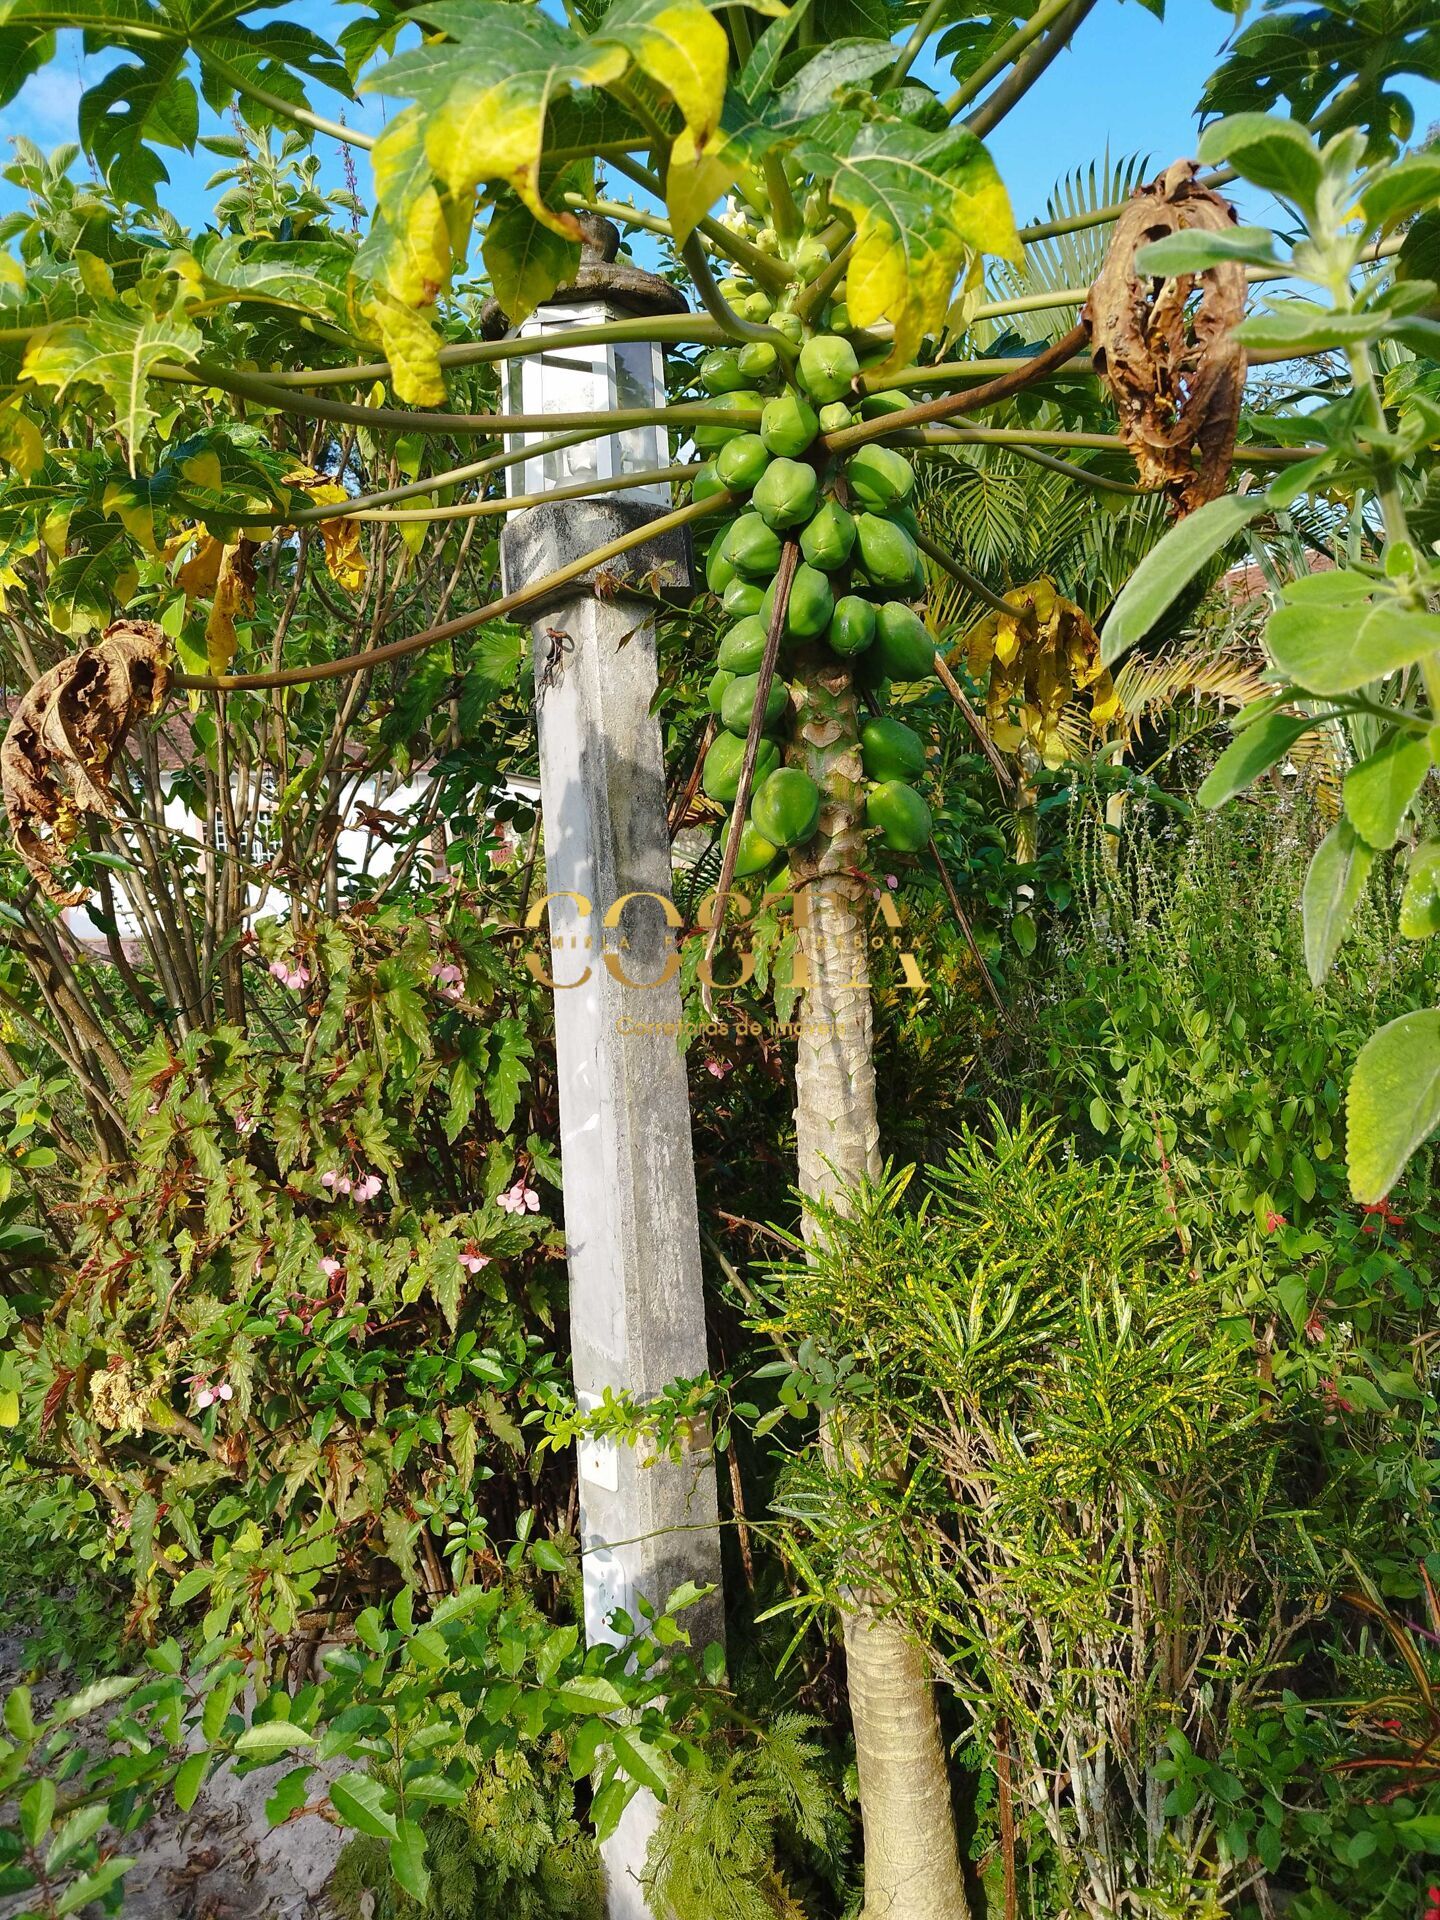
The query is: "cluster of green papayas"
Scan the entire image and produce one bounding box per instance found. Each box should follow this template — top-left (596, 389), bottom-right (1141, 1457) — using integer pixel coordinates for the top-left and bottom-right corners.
top-left (694, 323), bottom-right (936, 876)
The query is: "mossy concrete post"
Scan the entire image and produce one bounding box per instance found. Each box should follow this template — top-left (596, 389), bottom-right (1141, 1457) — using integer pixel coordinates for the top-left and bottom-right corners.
top-left (501, 495), bottom-right (724, 1919)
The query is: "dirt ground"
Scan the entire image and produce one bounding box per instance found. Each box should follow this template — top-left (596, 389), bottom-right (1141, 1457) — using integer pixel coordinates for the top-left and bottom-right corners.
top-left (0, 1632), bottom-right (345, 1920)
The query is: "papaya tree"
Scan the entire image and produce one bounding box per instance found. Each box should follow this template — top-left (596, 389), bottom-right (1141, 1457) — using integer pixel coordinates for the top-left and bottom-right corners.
top-left (0, 0), bottom-right (1342, 1911)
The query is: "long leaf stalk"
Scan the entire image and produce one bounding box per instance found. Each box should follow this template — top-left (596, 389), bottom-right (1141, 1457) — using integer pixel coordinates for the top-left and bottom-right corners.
top-left (201, 49), bottom-right (370, 150)
top-left (287, 464), bottom-right (700, 524)
top-left (258, 314), bottom-right (735, 390)
top-left (172, 488), bottom-right (735, 693)
top-left (155, 359), bottom-right (764, 438)
top-left (964, 0), bottom-right (1100, 140)
top-left (910, 425), bottom-right (1323, 462)
top-left (942, 0), bottom-right (1080, 119)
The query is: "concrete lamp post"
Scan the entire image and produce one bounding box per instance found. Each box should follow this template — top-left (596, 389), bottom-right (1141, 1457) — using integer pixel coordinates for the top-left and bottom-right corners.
top-left (484, 225), bottom-right (724, 1917)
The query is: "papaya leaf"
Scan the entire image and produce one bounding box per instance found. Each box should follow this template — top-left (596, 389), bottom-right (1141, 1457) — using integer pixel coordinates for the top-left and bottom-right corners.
top-left (592, 0), bottom-right (729, 155)
top-left (1347, 1009), bottom-right (1440, 1204)
top-left (23, 305), bottom-right (202, 465)
top-left (367, 2), bottom-right (627, 236)
top-left (483, 177), bottom-right (585, 325)
top-left (796, 120), bottom-right (1019, 369)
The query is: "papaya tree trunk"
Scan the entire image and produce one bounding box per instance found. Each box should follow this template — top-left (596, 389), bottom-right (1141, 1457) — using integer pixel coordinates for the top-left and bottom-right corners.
top-left (788, 654), bottom-right (970, 1920)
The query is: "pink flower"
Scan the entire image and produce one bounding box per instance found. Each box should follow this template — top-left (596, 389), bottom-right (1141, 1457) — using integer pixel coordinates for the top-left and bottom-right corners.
top-left (705, 1059), bottom-right (729, 1080)
top-left (216, 1383), bottom-right (233, 1402)
top-left (235, 1109), bottom-right (255, 1135)
top-left (1264, 1211), bottom-right (1287, 1234)
top-left (337, 1176), bottom-right (352, 1196)
top-left (269, 959), bottom-right (289, 982)
top-left (271, 960), bottom-right (310, 991)
top-left (318, 1256), bottom-right (343, 1281)
top-left (353, 1174), bottom-right (382, 1203)
top-left (320, 1170), bottom-right (338, 1191)
top-left (458, 1246), bottom-right (491, 1274)
top-left (194, 1386), bottom-right (215, 1409)
top-left (885, 873), bottom-right (899, 890)
top-left (189, 1375), bottom-right (231, 1410)
top-left (498, 1180), bottom-right (540, 1215)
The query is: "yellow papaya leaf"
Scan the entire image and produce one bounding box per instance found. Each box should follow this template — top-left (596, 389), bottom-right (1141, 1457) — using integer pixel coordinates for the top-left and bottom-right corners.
top-left (176, 530), bottom-right (225, 598)
top-left (803, 123), bottom-right (1020, 369)
top-left (368, 295), bottom-right (446, 407)
top-left (103, 479), bottom-right (158, 554)
top-left (74, 251), bottom-right (117, 304)
top-left (0, 1390), bottom-right (18, 1427)
top-left (960, 578), bottom-right (1116, 763)
top-left (596, 0), bottom-right (728, 153)
top-left (204, 542), bottom-right (257, 677)
top-left (180, 448), bottom-right (223, 495)
top-left (0, 401), bottom-right (43, 478)
top-left (666, 126), bottom-right (738, 247)
top-left (318, 515), bottom-right (366, 593)
top-left (419, 25), bottom-right (624, 237)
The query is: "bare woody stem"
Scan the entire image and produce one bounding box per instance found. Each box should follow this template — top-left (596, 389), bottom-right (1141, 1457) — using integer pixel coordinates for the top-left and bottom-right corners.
top-left (173, 490), bottom-right (735, 693)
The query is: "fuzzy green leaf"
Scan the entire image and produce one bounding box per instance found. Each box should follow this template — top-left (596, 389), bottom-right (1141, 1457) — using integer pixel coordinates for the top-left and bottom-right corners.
top-left (1347, 1010), bottom-right (1440, 1203)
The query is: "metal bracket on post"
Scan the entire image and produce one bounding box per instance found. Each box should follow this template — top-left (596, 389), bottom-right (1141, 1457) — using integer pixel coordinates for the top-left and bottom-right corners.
top-left (503, 496), bottom-right (723, 1920)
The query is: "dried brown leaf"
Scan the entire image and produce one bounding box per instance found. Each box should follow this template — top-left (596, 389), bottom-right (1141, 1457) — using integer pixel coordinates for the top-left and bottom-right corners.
top-left (1083, 160), bottom-right (1247, 514)
top-left (1, 618), bottom-right (170, 904)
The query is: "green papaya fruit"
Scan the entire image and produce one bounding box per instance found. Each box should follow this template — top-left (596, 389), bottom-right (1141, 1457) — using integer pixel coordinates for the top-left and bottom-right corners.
top-left (846, 444), bottom-right (915, 513)
top-left (718, 277), bottom-right (751, 302)
top-left (718, 615), bottom-right (769, 674)
top-left (855, 513), bottom-right (922, 592)
top-left (786, 562), bottom-right (835, 638)
top-left (859, 389), bottom-right (913, 419)
top-left (760, 392), bottom-right (819, 458)
top-left (692, 461), bottom-right (726, 502)
top-left (723, 815), bottom-right (778, 879)
top-left (818, 401), bottom-right (854, 434)
top-left (752, 456), bottom-right (818, 530)
top-left (703, 731), bottom-right (780, 805)
top-left (769, 311), bottom-right (804, 346)
top-left (744, 291), bottom-right (773, 321)
top-left (707, 667), bottom-right (734, 714)
top-left (793, 236), bottom-right (831, 284)
top-left (751, 767), bottom-right (821, 849)
top-left (694, 389), bottom-right (765, 451)
top-left (699, 348), bottom-right (746, 395)
top-left (872, 602), bottom-right (934, 681)
top-left (861, 716), bottom-right (927, 782)
top-left (826, 300), bottom-right (850, 333)
top-left (866, 779), bottom-right (932, 852)
top-left (827, 594), bottom-right (877, 657)
top-left (761, 564), bottom-right (834, 640)
top-left (716, 433), bottom-right (771, 492)
top-left (737, 340), bottom-right (779, 382)
top-left (722, 671), bottom-right (789, 737)
top-left (799, 498), bottom-right (856, 572)
top-left (723, 512), bottom-right (783, 579)
top-left (797, 332), bottom-right (860, 404)
top-left (705, 534), bottom-right (737, 595)
top-left (721, 577), bottom-right (764, 619)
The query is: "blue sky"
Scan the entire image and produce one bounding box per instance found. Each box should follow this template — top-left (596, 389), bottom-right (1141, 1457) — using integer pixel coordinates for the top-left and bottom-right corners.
top-left (2, 2), bottom-right (1437, 237)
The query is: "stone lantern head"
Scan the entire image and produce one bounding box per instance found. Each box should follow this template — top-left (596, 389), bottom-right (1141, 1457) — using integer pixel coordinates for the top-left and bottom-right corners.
top-left (482, 216), bottom-right (690, 505)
